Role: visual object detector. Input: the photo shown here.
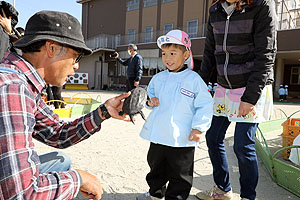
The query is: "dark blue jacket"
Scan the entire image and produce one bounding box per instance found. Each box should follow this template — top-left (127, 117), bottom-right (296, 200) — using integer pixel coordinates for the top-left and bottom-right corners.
top-left (117, 54), bottom-right (143, 81)
top-left (200, 0), bottom-right (277, 105)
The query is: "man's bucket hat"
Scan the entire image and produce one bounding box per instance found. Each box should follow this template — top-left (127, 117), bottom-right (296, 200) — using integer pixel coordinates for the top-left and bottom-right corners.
top-left (15, 10), bottom-right (92, 55)
top-left (157, 30), bottom-right (194, 69)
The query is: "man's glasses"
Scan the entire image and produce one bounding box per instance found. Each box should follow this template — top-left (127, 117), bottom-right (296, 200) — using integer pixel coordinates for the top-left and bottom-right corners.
top-left (60, 44), bottom-right (84, 63)
top-left (75, 53), bottom-right (84, 63)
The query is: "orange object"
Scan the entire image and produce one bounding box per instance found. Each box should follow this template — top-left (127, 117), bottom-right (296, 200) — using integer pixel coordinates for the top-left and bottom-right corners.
top-left (281, 118), bottom-right (300, 160)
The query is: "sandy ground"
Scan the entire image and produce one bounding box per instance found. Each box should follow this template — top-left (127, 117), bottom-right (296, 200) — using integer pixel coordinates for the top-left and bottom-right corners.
top-left (34, 90), bottom-right (300, 200)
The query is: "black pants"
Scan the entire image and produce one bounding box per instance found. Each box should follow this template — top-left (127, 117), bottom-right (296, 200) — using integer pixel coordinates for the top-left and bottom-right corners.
top-left (146, 143), bottom-right (195, 200)
top-left (126, 77), bottom-right (136, 92)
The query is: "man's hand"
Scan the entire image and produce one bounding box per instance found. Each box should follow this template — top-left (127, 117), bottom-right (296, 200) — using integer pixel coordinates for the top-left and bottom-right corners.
top-left (98, 92), bottom-right (131, 121)
top-left (76, 169), bottom-right (103, 200)
top-left (237, 101), bottom-right (255, 117)
top-left (147, 97), bottom-right (160, 107)
top-left (114, 52), bottom-right (119, 59)
top-left (0, 8), bottom-right (12, 34)
top-left (188, 129), bottom-right (202, 142)
top-left (134, 81), bottom-right (139, 87)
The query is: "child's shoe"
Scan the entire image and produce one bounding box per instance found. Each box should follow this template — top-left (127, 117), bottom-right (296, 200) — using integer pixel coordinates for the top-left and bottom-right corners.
top-left (196, 185), bottom-right (233, 200)
top-left (136, 192), bottom-right (162, 200)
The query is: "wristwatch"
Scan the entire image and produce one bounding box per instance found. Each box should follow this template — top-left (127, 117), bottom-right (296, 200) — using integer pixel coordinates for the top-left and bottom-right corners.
top-left (99, 104), bottom-right (111, 119)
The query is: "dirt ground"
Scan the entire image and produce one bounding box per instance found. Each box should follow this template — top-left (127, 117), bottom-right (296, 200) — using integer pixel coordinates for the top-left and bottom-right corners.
top-left (34, 90), bottom-right (300, 200)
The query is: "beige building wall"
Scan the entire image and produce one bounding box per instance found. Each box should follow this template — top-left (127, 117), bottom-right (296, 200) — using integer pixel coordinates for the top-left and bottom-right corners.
top-left (125, 10), bottom-right (140, 43)
top-left (142, 6), bottom-right (158, 42)
top-left (160, 1), bottom-right (178, 32)
top-left (183, 0), bottom-right (204, 36)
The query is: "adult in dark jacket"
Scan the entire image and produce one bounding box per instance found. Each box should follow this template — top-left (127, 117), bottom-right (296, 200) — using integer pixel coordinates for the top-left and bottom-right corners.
top-left (196, 0), bottom-right (277, 200)
top-left (0, 1), bottom-right (20, 60)
top-left (115, 43), bottom-right (143, 91)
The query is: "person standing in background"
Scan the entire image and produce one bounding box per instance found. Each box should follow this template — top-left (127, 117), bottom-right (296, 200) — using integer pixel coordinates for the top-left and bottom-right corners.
top-left (278, 85), bottom-right (285, 101)
top-left (196, 0), bottom-right (277, 199)
top-left (114, 44), bottom-right (143, 92)
top-left (284, 85), bottom-right (288, 101)
top-left (0, 1), bottom-right (21, 60)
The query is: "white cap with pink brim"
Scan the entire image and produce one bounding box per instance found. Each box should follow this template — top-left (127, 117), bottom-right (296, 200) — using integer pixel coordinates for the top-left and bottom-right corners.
top-left (157, 30), bottom-right (194, 69)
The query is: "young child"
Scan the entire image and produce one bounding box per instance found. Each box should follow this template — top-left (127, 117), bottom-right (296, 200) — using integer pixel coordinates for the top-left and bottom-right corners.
top-left (278, 85), bottom-right (285, 101)
top-left (284, 85), bottom-right (288, 101)
top-left (136, 30), bottom-right (213, 200)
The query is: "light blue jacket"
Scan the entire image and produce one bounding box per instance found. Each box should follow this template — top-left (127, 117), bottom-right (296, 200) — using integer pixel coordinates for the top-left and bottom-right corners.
top-left (140, 68), bottom-right (213, 147)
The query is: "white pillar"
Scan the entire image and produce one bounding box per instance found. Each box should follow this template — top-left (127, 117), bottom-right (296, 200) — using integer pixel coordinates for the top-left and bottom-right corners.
top-left (274, 57), bottom-right (284, 98)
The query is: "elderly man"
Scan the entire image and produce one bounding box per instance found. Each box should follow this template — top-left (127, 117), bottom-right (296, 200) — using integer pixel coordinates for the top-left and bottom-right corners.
top-left (0, 10), bottom-right (130, 200)
top-left (115, 43), bottom-right (143, 92)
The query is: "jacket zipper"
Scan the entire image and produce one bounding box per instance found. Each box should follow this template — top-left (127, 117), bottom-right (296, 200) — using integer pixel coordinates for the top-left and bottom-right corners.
top-left (223, 11), bottom-right (234, 89)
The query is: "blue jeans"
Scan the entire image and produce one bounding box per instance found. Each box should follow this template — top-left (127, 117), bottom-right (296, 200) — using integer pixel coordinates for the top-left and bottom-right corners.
top-left (39, 151), bottom-right (71, 173)
top-left (205, 116), bottom-right (258, 200)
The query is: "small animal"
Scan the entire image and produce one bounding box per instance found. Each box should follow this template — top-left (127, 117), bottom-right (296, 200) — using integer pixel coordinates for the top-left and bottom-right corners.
top-left (119, 87), bottom-right (148, 124)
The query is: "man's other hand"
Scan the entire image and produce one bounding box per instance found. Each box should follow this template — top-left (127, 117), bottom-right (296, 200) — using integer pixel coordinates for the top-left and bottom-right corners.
top-left (76, 169), bottom-right (103, 200)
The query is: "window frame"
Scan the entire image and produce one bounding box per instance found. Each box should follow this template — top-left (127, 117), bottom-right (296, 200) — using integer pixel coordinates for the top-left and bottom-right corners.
top-left (144, 26), bottom-right (154, 43)
top-left (162, 0), bottom-right (176, 3)
top-left (290, 66), bottom-right (300, 85)
top-left (187, 19), bottom-right (198, 38)
top-left (163, 23), bottom-right (174, 34)
top-left (143, 0), bottom-right (158, 8)
top-left (128, 29), bottom-right (136, 44)
top-left (127, 0), bottom-right (139, 11)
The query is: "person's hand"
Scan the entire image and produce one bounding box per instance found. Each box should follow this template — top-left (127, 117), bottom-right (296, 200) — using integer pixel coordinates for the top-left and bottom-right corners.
top-left (76, 169), bottom-right (103, 200)
top-left (114, 52), bottom-right (119, 59)
top-left (147, 97), bottom-right (159, 107)
top-left (0, 8), bottom-right (12, 34)
top-left (134, 81), bottom-right (139, 87)
top-left (98, 92), bottom-right (131, 121)
top-left (188, 129), bottom-right (202, 142)
top-left (237, 101), bottom-right (255, 117)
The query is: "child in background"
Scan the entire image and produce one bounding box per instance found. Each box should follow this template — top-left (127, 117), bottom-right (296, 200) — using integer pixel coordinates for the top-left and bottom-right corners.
top-left (136, 30), bottom-right (213, 200)
top-left (284, 85), bottom-right (288, 101)
top-left (278, 85), bottom-right (285, 101)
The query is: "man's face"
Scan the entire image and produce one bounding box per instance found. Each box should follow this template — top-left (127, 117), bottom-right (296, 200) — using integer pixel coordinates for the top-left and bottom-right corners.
top-left (45, 45), bottom-right (82, 86)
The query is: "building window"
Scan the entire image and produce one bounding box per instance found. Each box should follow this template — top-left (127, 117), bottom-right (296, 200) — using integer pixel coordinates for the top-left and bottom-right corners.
top-left (187, 20), bottom-right (198, 38)
top-left (162, 0), bottom-right (176, 3)
top-left (164, 24), bottom-right (173, 34)
top-left (115, 34), bottom-right (121, 47)
top-left (291, 67), bottom-right (300, 84)
top-left (145, 26), bottom-right (153, 43)
top-left (127, 0), bottom-right (139, 11)
top-left (143, 0), bottom-right (157, 7)
top-left (128, 29), bottom-right (136, 43)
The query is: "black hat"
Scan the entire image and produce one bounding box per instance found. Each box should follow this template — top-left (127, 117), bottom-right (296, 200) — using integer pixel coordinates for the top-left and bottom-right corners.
top-left (15, 10), bottom-right (92, 55)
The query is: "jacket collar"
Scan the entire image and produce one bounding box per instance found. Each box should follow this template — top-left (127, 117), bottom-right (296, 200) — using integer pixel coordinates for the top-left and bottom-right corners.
top-left (1, 52), bottom-right (46, 93)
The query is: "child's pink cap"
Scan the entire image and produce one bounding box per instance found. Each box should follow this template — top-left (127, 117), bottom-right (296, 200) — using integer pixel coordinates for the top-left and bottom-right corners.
top-left (157, 30), bottom-right (194, 69)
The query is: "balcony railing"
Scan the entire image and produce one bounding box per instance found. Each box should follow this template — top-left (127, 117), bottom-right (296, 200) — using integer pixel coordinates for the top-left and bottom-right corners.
top-left (85, 24), bottom-right (207, 50)
top-left (276, 0), bottom-right (300, 30)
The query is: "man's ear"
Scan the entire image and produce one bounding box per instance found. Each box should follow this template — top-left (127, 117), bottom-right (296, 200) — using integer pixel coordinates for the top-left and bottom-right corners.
top-left (45, 40), bottom-right (56, 58)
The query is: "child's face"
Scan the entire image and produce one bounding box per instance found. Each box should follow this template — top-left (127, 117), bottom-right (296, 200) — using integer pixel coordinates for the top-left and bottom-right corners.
top-left (161, 45), bottom-right (190, 72)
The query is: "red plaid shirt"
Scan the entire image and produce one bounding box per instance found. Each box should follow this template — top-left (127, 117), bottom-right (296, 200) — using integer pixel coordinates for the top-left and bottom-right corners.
top-left (0, 53), bottom-right (102, 200)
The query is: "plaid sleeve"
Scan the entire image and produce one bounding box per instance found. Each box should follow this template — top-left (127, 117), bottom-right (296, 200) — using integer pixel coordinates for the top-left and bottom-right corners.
top-left (0, 83), bottom-right (81, 199)
top-left (33, 97), bottom-right (102, 148)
